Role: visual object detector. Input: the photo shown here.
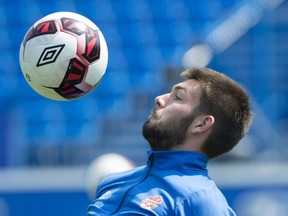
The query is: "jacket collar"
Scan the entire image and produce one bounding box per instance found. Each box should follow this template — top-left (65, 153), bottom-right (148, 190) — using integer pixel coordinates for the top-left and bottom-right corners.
top-left (147, 150), bottom-right (208, 173)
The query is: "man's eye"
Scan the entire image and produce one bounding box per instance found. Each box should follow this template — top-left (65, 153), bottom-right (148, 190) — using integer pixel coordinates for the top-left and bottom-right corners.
top-left (174, 95), bottom-right (181, 100)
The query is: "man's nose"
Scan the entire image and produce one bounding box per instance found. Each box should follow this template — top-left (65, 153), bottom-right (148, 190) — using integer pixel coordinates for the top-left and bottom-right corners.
top-left (155, 94), bottom-right (168, 108)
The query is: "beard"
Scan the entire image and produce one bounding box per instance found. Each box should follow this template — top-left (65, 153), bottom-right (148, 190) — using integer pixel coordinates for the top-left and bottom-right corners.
top-left (142, 113), bottom-right (196, 151)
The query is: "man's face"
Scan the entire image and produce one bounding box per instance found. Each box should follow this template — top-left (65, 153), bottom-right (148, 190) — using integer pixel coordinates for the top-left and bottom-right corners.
top-left (142, 79), bottom-right (202, 150)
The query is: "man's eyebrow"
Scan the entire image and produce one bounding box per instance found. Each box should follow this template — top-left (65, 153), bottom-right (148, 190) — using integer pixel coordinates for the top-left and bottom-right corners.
top-left (172, 85), bottom-right (187, 92)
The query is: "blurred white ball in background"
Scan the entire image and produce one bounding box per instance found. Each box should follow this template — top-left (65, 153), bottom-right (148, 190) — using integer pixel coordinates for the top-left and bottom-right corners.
top-left (84, 153), bottom-right (135, 199)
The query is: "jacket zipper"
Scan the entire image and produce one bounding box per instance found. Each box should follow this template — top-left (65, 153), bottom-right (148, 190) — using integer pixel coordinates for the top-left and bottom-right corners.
top-left (111, 152), bottom-right (155, 215)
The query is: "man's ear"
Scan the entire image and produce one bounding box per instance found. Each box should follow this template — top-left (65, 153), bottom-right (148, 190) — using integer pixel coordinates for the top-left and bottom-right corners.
top-left (191, 115), bottom-right (215, 134)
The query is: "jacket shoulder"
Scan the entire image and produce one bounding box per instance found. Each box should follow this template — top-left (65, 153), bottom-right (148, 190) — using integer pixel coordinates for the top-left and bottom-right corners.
top-left (174, 188), bottom-right (235, 215)
top-left (97, 166), bottom-right (146, 191)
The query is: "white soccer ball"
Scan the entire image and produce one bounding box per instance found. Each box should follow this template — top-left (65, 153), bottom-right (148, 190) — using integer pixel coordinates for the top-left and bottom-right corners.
top-left (85, 153), bottom-right (135, 199)
top-left (19, 12), bottom-right (108, 101)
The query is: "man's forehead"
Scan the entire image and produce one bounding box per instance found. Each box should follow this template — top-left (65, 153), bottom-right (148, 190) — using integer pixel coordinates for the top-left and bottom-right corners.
top-left (173, 79), bottom-right (201, 93)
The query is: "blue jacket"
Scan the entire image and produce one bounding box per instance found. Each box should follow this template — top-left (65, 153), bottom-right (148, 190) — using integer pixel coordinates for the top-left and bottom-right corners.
top-left (87, 151), bottom-right (236, 215)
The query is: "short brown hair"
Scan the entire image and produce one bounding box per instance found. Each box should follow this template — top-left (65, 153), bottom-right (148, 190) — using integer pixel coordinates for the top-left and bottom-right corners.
top-left (181, 67), bottom-right (253, 159)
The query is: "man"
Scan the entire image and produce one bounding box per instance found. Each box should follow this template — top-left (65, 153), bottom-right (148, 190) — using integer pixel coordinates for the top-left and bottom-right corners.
top-left (87, 67), bottom-right (253, 215)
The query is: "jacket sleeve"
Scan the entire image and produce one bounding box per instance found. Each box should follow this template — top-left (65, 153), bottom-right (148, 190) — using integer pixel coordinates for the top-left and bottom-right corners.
top-left (174, 189), bottom-right (236, 216)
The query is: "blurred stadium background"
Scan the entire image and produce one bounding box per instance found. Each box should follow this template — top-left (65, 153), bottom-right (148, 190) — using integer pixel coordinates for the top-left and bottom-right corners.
top-left (1, 0), bottom-right (288, 215)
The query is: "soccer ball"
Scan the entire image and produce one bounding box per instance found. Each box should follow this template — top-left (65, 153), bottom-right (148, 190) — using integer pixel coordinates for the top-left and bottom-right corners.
top-left (19, 12), bottom-right (108, 101)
